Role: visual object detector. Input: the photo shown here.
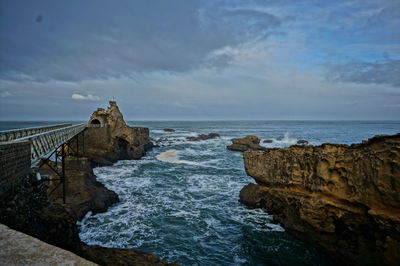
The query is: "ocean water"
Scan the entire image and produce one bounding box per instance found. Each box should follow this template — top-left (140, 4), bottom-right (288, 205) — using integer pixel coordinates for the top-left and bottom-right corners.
top-left (2, 121), bottom-right (400, 265)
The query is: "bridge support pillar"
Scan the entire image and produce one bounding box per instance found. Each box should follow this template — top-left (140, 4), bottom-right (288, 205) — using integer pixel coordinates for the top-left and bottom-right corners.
top-left (61, 143), bottom-right (66, 204)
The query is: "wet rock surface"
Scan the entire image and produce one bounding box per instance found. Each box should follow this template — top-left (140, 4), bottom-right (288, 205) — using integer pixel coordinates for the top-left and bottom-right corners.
top-left (262, 139), bottom-right (273, 143)
top-left (81, 245), bottom-right (179, 266)
top-left (186, 133), bottom-right (220, 141)
top-left (296, 139), bottom-right (309, 145)
top-left (240, 133), bottom-right (400, 265)
top-left (227, 135), bottom-right (267, 152)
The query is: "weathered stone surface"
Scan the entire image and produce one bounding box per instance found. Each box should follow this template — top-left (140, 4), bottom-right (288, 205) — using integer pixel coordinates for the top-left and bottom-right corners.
top-left (227, 135), bottom-right (266, 152)
top-left (0, 223), bottom-right (97, 266)
top-left (81, 101), bottom-right (152, 166)
top-left (240, 133), bottom-right (400, 265)
top-left (186, 133), bottom-right (220, 141)
top-left (40, 157), bottom-right (119, 221)
top-left (81, 245), bottom-right (179, 266)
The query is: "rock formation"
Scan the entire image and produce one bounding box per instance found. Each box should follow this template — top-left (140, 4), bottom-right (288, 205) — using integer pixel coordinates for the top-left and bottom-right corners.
top-left (84, 100), bottom-right (152, 166)
top-left (297, 140), bottom-right (309, 145)
top-left (186, 133), bottom-right (220, 141)
top-left (40, 157), bottom-right (119, 221)
top-left (163, 128), bottom-right (175, 132)
top-left (227, 135), bottom-right (267, 152)
top-left (240, 133), bottom-right (400, 265)
top-left (263, 139), bottom-right (273, 143)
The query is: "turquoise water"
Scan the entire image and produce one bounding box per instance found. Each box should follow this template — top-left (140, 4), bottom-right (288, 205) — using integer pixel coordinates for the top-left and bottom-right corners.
top-left (2, 121), bottom-right (400, 265)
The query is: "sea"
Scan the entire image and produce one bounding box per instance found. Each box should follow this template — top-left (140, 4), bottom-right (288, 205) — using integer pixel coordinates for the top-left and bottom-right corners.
top-left (2, 120), bottom-right (400, 265)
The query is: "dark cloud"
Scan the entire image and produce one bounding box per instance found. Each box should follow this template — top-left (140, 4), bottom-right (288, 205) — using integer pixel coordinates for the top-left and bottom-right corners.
top-left (327, 59), bottom-right (400, 87)
top-left (0, 0), bottom-right (283, 82)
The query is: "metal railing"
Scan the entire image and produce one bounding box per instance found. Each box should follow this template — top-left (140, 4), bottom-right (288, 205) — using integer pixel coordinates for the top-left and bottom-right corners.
top-left (15, 124), bottom-right (86, 166)
top-left (0, 124), bottom-right (72, 142)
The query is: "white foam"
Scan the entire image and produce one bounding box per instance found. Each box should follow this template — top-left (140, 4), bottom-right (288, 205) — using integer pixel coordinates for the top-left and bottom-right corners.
top-left (156, 149), bottom-right (199, 165)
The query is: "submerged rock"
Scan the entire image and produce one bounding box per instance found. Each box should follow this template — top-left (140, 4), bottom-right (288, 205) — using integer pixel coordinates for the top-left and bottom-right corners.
top-left (296, 139), bottom-right (309, 145)
top-left (240, 133), bottom-right (400, 265)
top-left (262, 139), bottom-right (273, 143)
top-left (186, 133), bottom-right (220, 141)
top-left (163, 128), bottom-right (175, 132)
top-left (227, 135), bottom-right (266, 152)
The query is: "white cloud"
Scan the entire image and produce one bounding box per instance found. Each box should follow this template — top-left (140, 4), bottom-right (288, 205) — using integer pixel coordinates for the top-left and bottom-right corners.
top-left (0, 91), bottom-right (11, 98)
top-left (71, 93), bottom-right (100, 101)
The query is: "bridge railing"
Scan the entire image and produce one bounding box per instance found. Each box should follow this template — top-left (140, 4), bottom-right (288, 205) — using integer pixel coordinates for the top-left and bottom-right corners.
top-left (15, 124), bottom-right (86, 166)
top-left (0, 123), bottom-right (72, 142)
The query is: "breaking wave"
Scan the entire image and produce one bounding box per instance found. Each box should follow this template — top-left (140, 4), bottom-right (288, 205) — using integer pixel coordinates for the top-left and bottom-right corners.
top-left (270, 132), bottom-right (298, 146)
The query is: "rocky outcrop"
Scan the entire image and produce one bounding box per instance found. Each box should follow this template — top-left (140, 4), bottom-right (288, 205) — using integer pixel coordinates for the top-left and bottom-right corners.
top-left (83, 101), bottom-right (152, 166)
top-left (40, 157), bottom-right (119, 221)
top-left (227, 135), bottom-right (266, 152)
top-left (240, 133), bottom-right (400, 265)
top-left (186, 133), bottom-right (220, 141)
top-left (163, 128), bottom-right (175, 132)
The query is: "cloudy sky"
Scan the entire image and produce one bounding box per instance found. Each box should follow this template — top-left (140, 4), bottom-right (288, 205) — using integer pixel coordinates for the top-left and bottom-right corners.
top-left (0, 0), bottom-right (399, 120)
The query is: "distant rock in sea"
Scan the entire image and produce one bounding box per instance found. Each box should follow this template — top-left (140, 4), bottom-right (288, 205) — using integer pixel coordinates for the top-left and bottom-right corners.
top-left (163, 128), bottom-right (175, 132)
top-left (262, 139), bottom-right (273, 143)
top-left (227, 135), bottom-right (266, 152)
top-left (186, 133), bottom-right (220, 141)
top-left (240, 133), bottom-right (400, 265)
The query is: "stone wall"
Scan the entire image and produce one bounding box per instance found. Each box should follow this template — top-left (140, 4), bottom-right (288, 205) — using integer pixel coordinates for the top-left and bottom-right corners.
top-left (0, 141), bottom-right (31, 197)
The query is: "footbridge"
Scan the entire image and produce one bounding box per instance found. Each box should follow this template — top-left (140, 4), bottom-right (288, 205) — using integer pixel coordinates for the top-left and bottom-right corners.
top-left (0, 123), bottom-right (87, 202)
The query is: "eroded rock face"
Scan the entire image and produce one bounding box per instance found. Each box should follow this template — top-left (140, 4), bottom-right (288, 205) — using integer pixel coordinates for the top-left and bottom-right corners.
top-left (83, 101), bottom-right (152, 166)
top-left (227, 135), bottom-right (266, 152)
top-left (40, 157), bottom-right (119, 221)
top-left (240, 133), bottom-right (400, 265)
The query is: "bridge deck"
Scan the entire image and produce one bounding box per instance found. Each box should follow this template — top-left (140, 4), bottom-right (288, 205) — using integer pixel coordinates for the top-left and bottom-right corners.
top-left (0, 124), bottom-right (72, 142)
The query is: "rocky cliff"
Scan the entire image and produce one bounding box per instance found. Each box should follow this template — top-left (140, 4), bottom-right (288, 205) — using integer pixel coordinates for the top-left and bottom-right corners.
top-left (83, 101), bottom-right (152, 166)
top-left (240, 133), bottom-right (400, 265)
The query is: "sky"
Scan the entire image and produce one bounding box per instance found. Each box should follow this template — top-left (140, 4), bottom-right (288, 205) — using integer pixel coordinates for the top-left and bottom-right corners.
top-left (0, 0), bottom-right (399, 120)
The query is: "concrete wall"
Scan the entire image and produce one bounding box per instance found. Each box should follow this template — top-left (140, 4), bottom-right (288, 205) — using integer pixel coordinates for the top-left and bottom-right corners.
top-left (0, 141), bottom-right (31, 197)
top-left (0, 223), bottom-right (97, 265)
